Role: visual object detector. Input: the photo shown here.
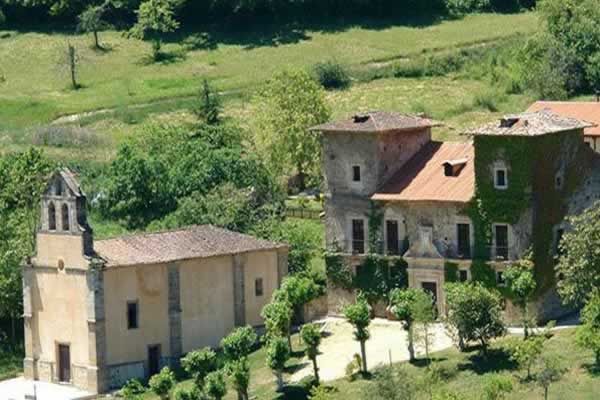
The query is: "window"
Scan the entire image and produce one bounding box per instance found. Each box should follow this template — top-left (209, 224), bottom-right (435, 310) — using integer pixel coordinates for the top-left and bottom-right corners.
top-left (494, 224), bottom-right (509, 260)
top-left (127, 301), bottom-right (139, 330)
top-left (386, 220), bottom-right (400, 255)
top-left (61, 204), bottom-right (70, 231)
top-left (351, 219), bottom-right (365, 254)
top-left (494, 168), bottom-right (508, 189)
top-left (457, 223), bottom-right (471, 259)
top-left (48, 202), bottom-right (56, 231)
top-left (255, 278), bottom-right (264, 297)
top-left (55, 180), bottom-right (63, 196)
top-left (555, 172), bottom-right (564, 190)
top-left (352, 165), bottom-right (361, 182)
top-left (459, 270), bottom-right (468, 282)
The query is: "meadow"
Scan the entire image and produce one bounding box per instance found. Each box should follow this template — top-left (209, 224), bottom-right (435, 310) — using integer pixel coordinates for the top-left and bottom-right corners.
top-left (0, 12), bottom-right (541, 160)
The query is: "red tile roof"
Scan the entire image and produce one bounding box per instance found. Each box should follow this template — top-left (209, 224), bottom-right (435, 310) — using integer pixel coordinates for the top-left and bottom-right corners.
top-left (527, 101), bottom-right (600, 137)
top-left (95, 225), bottom-right (287, 267)
top-left (372, 141), bottom-right (474, 203)
top-left (311, 111), bottom-right (436, 133)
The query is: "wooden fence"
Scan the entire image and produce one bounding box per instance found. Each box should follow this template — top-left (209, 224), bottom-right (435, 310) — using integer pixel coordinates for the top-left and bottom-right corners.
top-left (285, 207), bottom-right (322, 220)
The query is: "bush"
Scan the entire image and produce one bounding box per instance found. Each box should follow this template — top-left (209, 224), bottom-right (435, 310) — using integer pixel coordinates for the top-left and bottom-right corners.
top-left (472, 90), bottom-right (502, 112)
top-left (148, 367), bottom-right (176, 400)
top-left (446, 0), bottom-right (491, 15)
top-left (482, 374), bottom-right (513, 400)
top-left (205, 370), bottom-right (228, 400)
top-left (368, 366), bottom-right (415, 400)
top-left (344, 353), bottom-right (362, 381)
top-left (312, 60), bottom-right (350, 90)
top-left (119, 379), bottom-right (146, 399)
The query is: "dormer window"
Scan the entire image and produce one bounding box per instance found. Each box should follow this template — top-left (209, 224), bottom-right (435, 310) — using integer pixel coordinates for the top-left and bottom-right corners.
top-left (352, 165), bottom-right (361, 182)
top-left (48, 202), bottom-right (56, 231)
top-left (61, 204), bottom-right (70, 231)
top-left (494, 166), bottom-right (508, 189)
top-left (443, 159), bottom-right (467, 177)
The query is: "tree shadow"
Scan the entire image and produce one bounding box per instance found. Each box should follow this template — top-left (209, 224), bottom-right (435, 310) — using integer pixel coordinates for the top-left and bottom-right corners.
top-left (582, 362), bottom-right (600, 377)
top-left (284, 361), bottom-right (309, 375)
top-left (90, 43), bottom-right (114, 54)
top-left (273, 384), bottom-right (311, 400)
top-left (137, 49), bottom-right (187, 65)
top-left (410, 357), bottom-right (449, 368)
top-left (457, 347), bottom-right (517, 375)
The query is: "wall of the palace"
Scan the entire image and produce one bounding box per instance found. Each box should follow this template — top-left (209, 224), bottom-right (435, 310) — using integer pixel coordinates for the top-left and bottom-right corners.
top-left (243, 250), bottom-right (280, 327)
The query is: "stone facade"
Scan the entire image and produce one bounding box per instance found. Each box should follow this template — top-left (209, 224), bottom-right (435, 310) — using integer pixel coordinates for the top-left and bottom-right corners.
top-left (316, 110), bottom-right (599, 323)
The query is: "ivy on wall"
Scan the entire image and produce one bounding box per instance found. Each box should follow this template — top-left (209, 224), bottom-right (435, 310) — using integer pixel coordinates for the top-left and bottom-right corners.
top-left (324, 253), bottom-right (353, 290)
top-left (467, 131), bottom-right (587, 294)
top-left (367, 201), bottom-right (384, 253)
top-left (444, 261), bottom-right (459, 283)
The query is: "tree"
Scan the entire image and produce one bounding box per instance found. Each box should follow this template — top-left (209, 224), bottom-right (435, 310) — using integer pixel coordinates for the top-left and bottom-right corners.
top-left (300, 323), bottom-right (322, 384)
top-left (58, 43), bottom-right (80, 90)
top-left (229, 358), bottom-right (250, 400)
top-left (148, 367), bottom-right (176, 400)
top-left (444, 283), bottom-right (505, 354)
top-left (253, 69), bottom-right (330, 190)
top-left (556, 204), bottom-right (600, 306)
top-left (344, 298), bottom-right (371, 374)
top-left (535, 355), bottom-right (565, 400)
top-left (195, 79), bottom-right (222, 124)
top-left (266, 336), bottom-right (290, 392)
top-left (261, 298), bottom-right (293, 349)
top-left (129, 0), bottom-right (180, 61)
top-left (411, 290), bottom-right (437, 363)
top-left (77, 3), bottom-right (111, 49)
top-left (507, 336), bottom-right (545, 380)
top-left (181, 347), bottom-right (217, 388)
top-left (173, 386), bottom-right (200, 400)
top-left (576, 291), bottom-right (600, 366)
top-left (275, 275), bottom-right (322, 322)
top-left (389, 288), bottom-right (431, 361)
top-left (221, 325), bottom-right (257, 361)
top-left (205, 370), bottom-right (227, 400)
top-left (504, 255), bottom-right (536, 339)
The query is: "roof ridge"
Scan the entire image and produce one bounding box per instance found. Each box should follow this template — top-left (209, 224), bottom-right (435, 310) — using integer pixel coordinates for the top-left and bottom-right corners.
top-left (96, 224), bottom-right (218, 242)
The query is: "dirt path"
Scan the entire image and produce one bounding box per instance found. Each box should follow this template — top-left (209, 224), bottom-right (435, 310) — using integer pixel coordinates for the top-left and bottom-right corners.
top-left (291, 317), bottom-right (453, 382)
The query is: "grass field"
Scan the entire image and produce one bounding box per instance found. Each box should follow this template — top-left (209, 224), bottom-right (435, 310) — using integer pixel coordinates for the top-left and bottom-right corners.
top-left (138, 329), bottom-right (600, 400)
top-left (0, 12), bottom-right (539, 154)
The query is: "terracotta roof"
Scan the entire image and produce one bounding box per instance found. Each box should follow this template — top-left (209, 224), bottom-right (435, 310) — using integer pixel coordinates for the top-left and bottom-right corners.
top-left (94, 225), bottom-right (287, 267)
top-left (527, 101), bottom-right (600, 137)
top-left (465, 110), bottom-right (594, 137)
top-left (310, 111), bottom-right (435, 133)
top-left (372, 141), bottom-right (474, 203)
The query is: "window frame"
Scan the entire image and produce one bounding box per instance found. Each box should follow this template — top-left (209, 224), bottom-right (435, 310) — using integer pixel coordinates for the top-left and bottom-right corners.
top-left (349, 218), bottom-right (366, 254)
top-left (492, 223), bottom-right (510, 260)
top-left (494, 167), bottom-right (508, 190)
top-left (352, 165), bottom-right (361, 182)
top-left (48, 202), bottom-right (57, 231)
top-left (61, 204), bottom-right (70, 232)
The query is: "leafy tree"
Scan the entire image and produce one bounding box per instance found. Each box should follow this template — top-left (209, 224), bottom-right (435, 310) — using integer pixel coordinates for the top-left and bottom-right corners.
top-left (57, 43), bottom-right (81, 90)
top-left (555, 203), bottom-right (600, 306)
top-left (181, 347), bottom-right (217, 388)
top-left (444, 283), bottom-right (505, 354)
top-left (205, 370), bottom-right (227, 400)
top-left (0, 8), bottom-right (5, 25)
top-left (368, 366), bottom-right (415, 400)
top-left (253, 69), bottom-right (330, 190)
top-left (344, 298), bottom-right (371, 373)
top-left (535, 355), bottom-right (565, 400)
top-left (266, 336), bottom-right (290, 392)
top-left (229, 358), bottom-right (250, 400)
top-left (77, 3), bottom-right (111, 49)
top-left (148, 367), bottom-right (176, 400)
top-left (482, 374), bottom-right (513, 400)
top-left (173, 386), bottom-right (200, 400)
top-left (261, 297), bottom-right (293, 348)
top-left (276, 275), bottom-right (322, 316)
top-left (221, 325), bottom-right (257, 361)
top-left (389, 288), bottom-right (431, 361)
top-left (194, 78), bottom-right (222, 124)
top-left (504, 255), bottom-right (536, 338)
top-left (412, 290), bottom-right (437, 363)
top-left (129, 0), bottom-right (180, 60)
top-left (119, 378), bottom-right (146, 399)
top-left (576, 291), bottom-right (600, 366)
top-left (506, 336), bottom-right (545, 380)
top-left (586, 52), bottom-right (600, 94)
top-left (300, 323), bottom-right (322, 383)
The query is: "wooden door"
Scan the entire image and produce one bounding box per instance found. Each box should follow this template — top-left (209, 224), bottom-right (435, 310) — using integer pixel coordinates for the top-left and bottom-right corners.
top-left (148, 345), bottom-right (161, 377)
top-left (58, 344), bottom-right (71, 383)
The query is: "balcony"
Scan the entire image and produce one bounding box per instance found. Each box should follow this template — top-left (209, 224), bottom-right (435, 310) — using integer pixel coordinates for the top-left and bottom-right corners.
top-left (341, 240), bottom-right (409, 256)
top-left (481, 245), bottom-right (517, 262)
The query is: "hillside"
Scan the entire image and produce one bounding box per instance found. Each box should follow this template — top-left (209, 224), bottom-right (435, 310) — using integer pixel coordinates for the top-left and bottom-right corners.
top-left (0, 13), bottom-right (539, 160)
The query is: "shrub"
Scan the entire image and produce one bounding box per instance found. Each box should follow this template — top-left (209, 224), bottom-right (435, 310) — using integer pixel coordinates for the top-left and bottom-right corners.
top-left (312, 60), bottom-right (350, 89)
top-left (506, 336), bottom-right (545, 380)
top-left (181, 348), bottom-right (217, 387)
top-left (368, 366), bottom-right (415, 400)
top-left (482, 374), bottom-right (513, 400)
top-left (472, 90), bottom-right (500, 112)
top-left (576, 292), bottom-right (600, 366)
top-left (172, 386), bottom-right (200, 400)
top-left (345, 353), bottom-right (362, 381)
top-left (148, 367), bottom-right (176, 400)
top-left (266, 336), bottom-right (290, 391)
top-left (205, 370), bottom-right (228, 400)
top-left (446, 0), bottom-right (491, 15)
top-left (119, 379), bottom-right (145, 399)
top-left (221, 325), bottom-right (258, 361)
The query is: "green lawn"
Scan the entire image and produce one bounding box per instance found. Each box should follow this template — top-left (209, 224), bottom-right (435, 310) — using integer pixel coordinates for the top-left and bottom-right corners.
top-left (139, 329), bottom-right (599, 400)
top-left (0, 13), bottom-right (537, 147)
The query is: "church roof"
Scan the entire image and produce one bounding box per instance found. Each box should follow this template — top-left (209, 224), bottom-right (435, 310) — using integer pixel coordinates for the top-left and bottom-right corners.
top-left (94, 225), bottom-right (287, 267)
top-left (372, 141), bottom-right (474, 203)
top-left (311, 111), bottom-right (436, 133)
top-left (58, 168), bottom-right (84, 197)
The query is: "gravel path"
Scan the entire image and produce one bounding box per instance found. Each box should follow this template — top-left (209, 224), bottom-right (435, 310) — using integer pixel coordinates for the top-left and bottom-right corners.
top-left (291, 317), bottom-right (454, 382)
top-left (0, 377), bottom-right (93, 400)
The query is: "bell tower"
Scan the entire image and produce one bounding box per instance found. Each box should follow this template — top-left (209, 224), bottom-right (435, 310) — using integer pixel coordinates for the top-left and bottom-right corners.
top-left (35, 168), bottom-right (94, 269)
